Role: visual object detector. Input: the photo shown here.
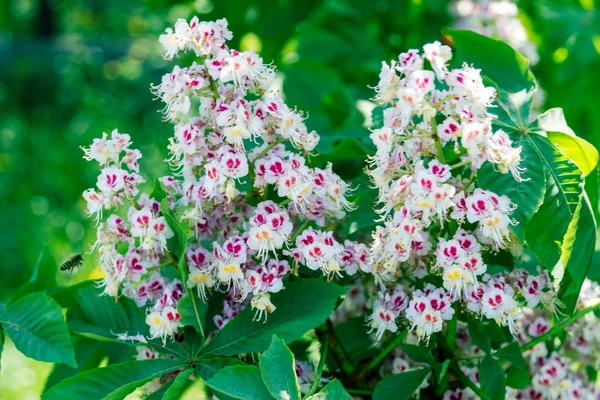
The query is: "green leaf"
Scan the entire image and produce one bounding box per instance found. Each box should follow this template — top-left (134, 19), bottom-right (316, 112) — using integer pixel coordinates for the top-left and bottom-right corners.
top-left (178, 293), bottom-right (208, 342)
top-left (259, 336), bottom-right (301, 400)
top-left (47, 280), bottom-right (97, 308)
top-left (66, 285), bottom-right (148, 339)
top-left (479, 355), bottom-right (506, 400)
top-left (204, 279), bottom-right (347, 356)
top-left (467, 318), bottom-right (492, 354)
top-left (524, 133), bottom-right (584, 268)
top-left (45, 338), bottom-right (131, 390)
top-left (161, 198), bottom-right (188, 257)
top-left (41, 359), bottom-right (186, 400)
top-left (436, 360), bottom-right (451, 384)
top-left (183, 326), bottom-right (204, 359)
top-left (478, 132), bottom-right (546, 241)
top-left (163, 368), bottom-right (194, 400)
top-left (196, 356), bottom-right (245, 381)
top-left (506, 365), bottom-right (531, 390)
top-left (444, 29), bottom-right (535, 95)
top-left (205, 365), bottom-right (274, 400)
top-left (0, 292), bottom-right (76, 367)
top-left (341, 184), bottom-right (379, 236)
top-left (401, 343), bottom-right (435, 365)
top-left (493, 342), bottom-right (528, 372)
top-left (334, 317), bottom-right (376, 363)
top-left (373, 368), bottom-right (430, 400)
top-left (306, 379), bottom-right (353, 400)
top-left (547, 131), bottom-right (599, 177)
top-left (537, 108), bottom-right (575, 136)
top-left (151, 173), bottom-right (167, 202)
top-left (538, 105), bottom-right (597, 177)
top-left (557, 194), bottom-right (597, 314)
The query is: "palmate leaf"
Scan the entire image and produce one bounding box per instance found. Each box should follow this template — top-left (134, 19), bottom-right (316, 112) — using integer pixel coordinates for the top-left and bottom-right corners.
top-left (206, 365), bottom-right (274, 400)
top-left (41, 358), bottom-right (186, 400)
top-left (0, 292), bottom-right (76, 367)
top-left (524, 132), bottom-right (584, 268)
top-left (203, 278), bottom-right (347, 356)
top-left (259, 336), bottom-right (301, 400)
top-left (478, 131), bottom-right (546, 241)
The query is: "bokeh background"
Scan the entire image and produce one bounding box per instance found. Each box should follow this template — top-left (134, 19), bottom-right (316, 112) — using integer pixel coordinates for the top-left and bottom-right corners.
top-left (1, 0), bottom-right (599, 398)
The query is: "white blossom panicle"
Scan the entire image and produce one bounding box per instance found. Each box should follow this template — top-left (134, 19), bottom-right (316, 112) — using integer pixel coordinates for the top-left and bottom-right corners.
top-left (82, 17), bottom-right (360, 344)
top-left (364, 42), bottom-right (560, 344)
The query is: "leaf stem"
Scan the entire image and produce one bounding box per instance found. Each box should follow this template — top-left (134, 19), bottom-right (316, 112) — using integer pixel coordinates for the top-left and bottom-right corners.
top-left (451, 159), bottom-right (472, 170)
top-left (521, 301), bottom-right (600, 351)
top-left (433, 94), bottom-right (457, 108)
top-left (449, 361), bottom-right (487, 399)
top-left (304, 332), bottom-right (329, 398)
top-left (318, 319), bottom-right (356, 382)
top-left (255, 138), bottom-right (285, 161)
top-left (431, 120), bottom-right (446, 164)
top-left (357, 330), bottom-right (407, 381)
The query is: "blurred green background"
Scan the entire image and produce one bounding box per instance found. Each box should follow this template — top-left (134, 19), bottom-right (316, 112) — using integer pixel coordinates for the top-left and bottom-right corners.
top-left (1, 0), bottom-right (599, 397)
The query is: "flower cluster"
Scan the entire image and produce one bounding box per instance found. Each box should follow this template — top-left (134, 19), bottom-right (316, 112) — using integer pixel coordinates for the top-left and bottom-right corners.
top-left (441, 282), bottom-right (600, 400)
top-left (365, 42), bottom-right (542, 342)
top-left (82, 17), bottom-right (361, 344)
top-left (451, 0), bottom-right (539, 65)
top-left (81, 132), bottom-right (185, 343)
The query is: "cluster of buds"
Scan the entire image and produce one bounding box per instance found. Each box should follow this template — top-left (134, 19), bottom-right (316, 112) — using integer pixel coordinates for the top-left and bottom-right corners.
top-left (82, 17), bottom-right (363, 343)
top-left (365, 42), bottom-right (539, 342)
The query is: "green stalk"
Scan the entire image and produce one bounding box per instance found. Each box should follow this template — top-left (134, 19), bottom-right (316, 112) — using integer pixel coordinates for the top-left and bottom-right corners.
top-left (522, 302), bottom-right (600, 351)
top-left (450, 159), bottom-right (472, 170)
top-left (357, 330), bottom-right (408, 381)
top-left (431, 119), bottom-right (446, 164)
top-left (450, 362), bottom-right (487, 399)
top-left (304, 333), bottom-right (329, 398)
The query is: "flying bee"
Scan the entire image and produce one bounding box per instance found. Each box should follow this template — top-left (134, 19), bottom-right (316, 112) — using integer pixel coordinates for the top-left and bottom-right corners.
top-left (60, 254), bottom-right (83, 273)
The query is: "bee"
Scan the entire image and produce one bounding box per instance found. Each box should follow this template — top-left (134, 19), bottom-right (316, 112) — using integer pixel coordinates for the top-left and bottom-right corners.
top-left (60, 254), bottom-right (83, 273)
